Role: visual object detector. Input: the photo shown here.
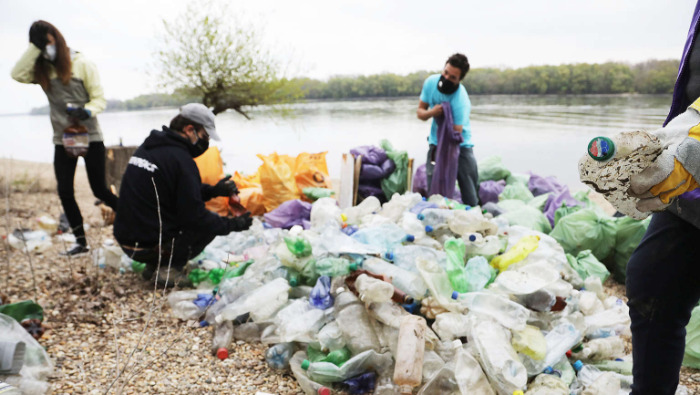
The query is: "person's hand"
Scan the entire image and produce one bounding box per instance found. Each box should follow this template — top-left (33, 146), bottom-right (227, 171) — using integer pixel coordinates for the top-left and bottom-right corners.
top-left (629, 150), bottom-right (699, 212)
top-left (227, 212), bottom-right (252, 232)
top-left (29, 23), bottom-right (49, 50)
top-left (66, 107), bottom-right (92, 121)
top-left (431, 104), bottom-right (443, 118)
top-left (211, 175), bottom-right (238, 197)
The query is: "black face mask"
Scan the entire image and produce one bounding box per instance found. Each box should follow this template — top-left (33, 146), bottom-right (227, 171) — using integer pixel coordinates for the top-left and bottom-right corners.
top-left (188, 134), bottom-right (209, 158)
top-left (437, 75), bottom-right (459, 95)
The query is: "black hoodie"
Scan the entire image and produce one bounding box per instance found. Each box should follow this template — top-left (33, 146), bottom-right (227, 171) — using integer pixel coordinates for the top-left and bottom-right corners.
top-left (113, 127), bottom-right (228, 247)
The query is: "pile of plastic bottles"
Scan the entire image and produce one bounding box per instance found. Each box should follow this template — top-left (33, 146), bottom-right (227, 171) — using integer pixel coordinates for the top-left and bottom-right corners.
top-left (168, 193), bottom-right (639, 395)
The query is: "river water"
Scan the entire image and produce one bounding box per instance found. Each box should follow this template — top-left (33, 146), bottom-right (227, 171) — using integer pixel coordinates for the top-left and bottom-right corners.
top-left (2, 94), bottom-right (671, 191)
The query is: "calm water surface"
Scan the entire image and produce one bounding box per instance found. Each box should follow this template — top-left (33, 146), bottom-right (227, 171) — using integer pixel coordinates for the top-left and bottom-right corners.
top-left (2, 94), bottom-right (671, 191)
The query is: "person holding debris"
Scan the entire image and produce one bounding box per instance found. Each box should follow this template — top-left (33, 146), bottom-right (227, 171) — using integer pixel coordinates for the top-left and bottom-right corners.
top-left (113, 103), bottom-right (252, 287)
top-left (625, 2), bottom-right (700, 394)
top-left (416, 53), bottom-right (479, 206)
top-left (11, 20), bottom-right (119, 257)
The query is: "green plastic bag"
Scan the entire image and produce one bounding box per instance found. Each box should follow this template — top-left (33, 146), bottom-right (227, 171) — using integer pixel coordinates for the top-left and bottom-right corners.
top-left (303, 187), bottom-right (334, 201)
top-left (380, 140), bottom-right (409, 199)
top-left (506, 172), bottom-right (530, 187)
top-left (0, 300), bottom-right (44, 322)
top-left (285, 236), bottom-right (312, 258)
top-left (565, 250), bottom-right (610, 283)
top-left (554, 203), bottom-right (583, 227)
top-left (499, 205), bottom-right (552, 234)
top-left (609, 216), bottom-right (650, 283)
top-left (684, 304), bottom-right (700, 369)
top-left (550, 208), bottom-right (616, 261)
top-left (497, 199), bottom-right (526, 212)
top-left (478, 155), bottom-right (511, 183)
top-left (500, 183), bottom-right (535, 202)
top-left (527, 193), bottom-right (551, 211)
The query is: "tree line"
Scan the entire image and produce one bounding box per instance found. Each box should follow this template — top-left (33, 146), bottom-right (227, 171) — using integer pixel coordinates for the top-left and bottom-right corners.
top-left (28, 59), bottom-right (680, 115)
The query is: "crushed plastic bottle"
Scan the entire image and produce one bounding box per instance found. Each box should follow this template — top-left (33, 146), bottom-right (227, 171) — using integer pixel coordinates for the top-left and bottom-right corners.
top-left (310, 276), bottom-right (334, 310)
top-left (576, 336), bottom-right (625, 361)
top-left (393, 315), bottom-right (427, 394)
top-left (355, 273), bottom-right (395, 304)
top-left (490, 235), bottom-right (540, 272)
top-left (215, 278), bottom-right (290, 323)
top-left (315, 257), bottom-right (358, 277)
top-left (334, 289), bottom-right (381, 354)
top-left (453, 292), bottom-right (530, 331)
top-left (521, 322), bottom-right (582, 376)
top-left (362, 257), bottom-right (428, 300)
top-left (447, 208), bottom-right (498, 237)
top-left (265, 342), bottom-right (296, 370)
top-left (465, 233), bottom-right (509, 262)
top-left (302, 349), bottom-right (392, 383)
top-left (318, 321), bottom-right (346, 352)
top-left (444, 238), bottom-right (469, 293)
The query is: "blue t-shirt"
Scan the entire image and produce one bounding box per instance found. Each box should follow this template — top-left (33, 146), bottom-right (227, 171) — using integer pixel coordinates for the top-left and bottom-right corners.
top-left (419, 74), bottom-right (473, 147)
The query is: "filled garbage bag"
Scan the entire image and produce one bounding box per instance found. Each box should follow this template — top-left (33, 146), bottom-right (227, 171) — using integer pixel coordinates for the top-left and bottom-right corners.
top-left (543, 189), bottom-right (584, 227)
top-left (258, 153), bottom-right (301, 212)
top-left (263, 199), bottom-right (312, 229)
top-left (550, 208), bottom-right (616, 261)
top-left (233, 171), bottom-right (266, 216)
top-left (498, 201), bottom-right (552, 234)
top-left (295, 152), bottom-right (332, 197)
top-left (413, 164), bottom-right (428, 197)
top-left (350, 145), bottom-right (388, 166)
top-left (566, 250), bottom-right (610, 284)
top-left (478, 155), bottom-right (511, 182)
top-left (499, 183), bottom-right (534, 203)
top-left (479, 180), bottom-right (506, 204)
top-left (684, 304), bottom-right (700, 369)
top-left (528, 173), bottom-right (567, 196)
top-left (608, 216), bottom-right (650, 283)
top-left (553, 203), bottom-right (583, 227)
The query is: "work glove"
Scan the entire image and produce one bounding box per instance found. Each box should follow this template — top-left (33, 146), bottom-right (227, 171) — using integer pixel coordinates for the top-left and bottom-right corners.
top-left (227, 212), bottom-right (252, 232)
top-left (211, 175), bottom-right (238, 197)
top-left (29, 23), bottom-right (49, 50)
top-left (66, 107), bottom-right (92, 121)
top-left (629, 100), bottom-right (700, 212)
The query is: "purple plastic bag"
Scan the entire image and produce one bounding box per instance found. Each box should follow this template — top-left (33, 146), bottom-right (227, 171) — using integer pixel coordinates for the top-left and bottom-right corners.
top-left (413, 164), bottom-right (428, 197)
top-left (358, 183), bottom-right (386, 200)
top-left (544, 188), bottom-right (584, 227)
top-left (410, 200), bottom-right (439, 215)
top-left (529, 173), bottom-right (567, 196)
top-left (360, 163), bottom-right (384, 181)
top-left (263, 199), bottom-right (312, 229)
top-left (380, 158), bottom-right (396, 176)
top-left (680, 189), bottom-right (700, 200)
top-left (350, 146), bottom-right (388, 166)
top-left (479, 180), bottom-right (506, 204)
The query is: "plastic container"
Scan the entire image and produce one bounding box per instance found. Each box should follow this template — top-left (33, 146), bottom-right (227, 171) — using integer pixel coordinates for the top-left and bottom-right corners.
top-left (362, 257), bottom-right (428, 300)
top-left (393, 315), bottom-right (427, 394)
top-left (453, 292), bottom-right (530, 330)
top-left (355, 274), bottom-right (394, 304)
top-left (333, 290), bottom-right (380, 354)
top-left (309, 276), bottom-right (334, 310)
top-left (215, 278), bottom-right (290, 323)
top-left (579, 336), bottom-right (625, 360)
top-left (265, 342), bottom-right (296, 370)
top-left (490, 235), bottom-right (540, 272)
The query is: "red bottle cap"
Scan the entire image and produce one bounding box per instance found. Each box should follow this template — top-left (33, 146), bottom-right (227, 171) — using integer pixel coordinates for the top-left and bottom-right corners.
top-left (217, 347), bottom-right (229, 360)
top-left (318, 387), bottom-right (331, 395)
top-left (566, 350), bottom-right (572, 358)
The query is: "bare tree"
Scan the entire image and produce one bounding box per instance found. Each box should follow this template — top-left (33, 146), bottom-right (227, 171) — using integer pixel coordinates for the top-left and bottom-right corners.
top-left (156, 1), bottom-right (302, 118)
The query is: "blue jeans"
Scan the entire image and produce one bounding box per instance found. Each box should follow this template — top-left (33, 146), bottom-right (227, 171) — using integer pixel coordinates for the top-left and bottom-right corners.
top-left (626, 210), bottom-right (700, 394)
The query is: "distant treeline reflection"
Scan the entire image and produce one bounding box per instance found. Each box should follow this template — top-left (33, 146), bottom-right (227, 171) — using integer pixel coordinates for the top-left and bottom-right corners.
top-left (29, 59), bottom-right (681, 114)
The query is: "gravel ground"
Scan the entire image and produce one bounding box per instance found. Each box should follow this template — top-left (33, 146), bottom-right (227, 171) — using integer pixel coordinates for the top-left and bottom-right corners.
top-left (1, 159), bottom-right (698, 394)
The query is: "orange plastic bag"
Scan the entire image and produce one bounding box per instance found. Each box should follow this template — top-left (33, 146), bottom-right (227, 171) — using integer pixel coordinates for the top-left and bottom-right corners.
top-left (193, 146), bottom-right (229, 216)
top-left (257, 153), bottom-right (301, 212)
top-left (295, 152), bottom-right (332, 201)
top-left (232, 171), bottom-right (266, 216)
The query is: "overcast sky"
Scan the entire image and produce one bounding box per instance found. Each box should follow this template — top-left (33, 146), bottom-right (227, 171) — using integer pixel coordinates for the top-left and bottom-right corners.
top-left (1, 0), bottom-right (695, 114)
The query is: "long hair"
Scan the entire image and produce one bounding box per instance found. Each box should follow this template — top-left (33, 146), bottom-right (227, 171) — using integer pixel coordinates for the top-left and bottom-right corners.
top-left (32, 21), bottom-right (72, 91)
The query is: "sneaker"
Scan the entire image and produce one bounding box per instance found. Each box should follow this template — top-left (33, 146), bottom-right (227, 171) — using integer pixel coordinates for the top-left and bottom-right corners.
top-left (59, 244), bottom-right (90, 257)
top-left (154, 267), bottom-right (192, 288)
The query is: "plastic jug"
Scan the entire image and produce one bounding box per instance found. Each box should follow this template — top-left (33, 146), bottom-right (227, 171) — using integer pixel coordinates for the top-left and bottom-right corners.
top-left (393, 315), bottom-right (427, 394)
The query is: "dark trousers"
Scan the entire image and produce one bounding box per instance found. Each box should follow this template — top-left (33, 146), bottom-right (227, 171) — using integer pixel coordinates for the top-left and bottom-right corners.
top-left (121, 229), bottom-right (216, 271)
top-left (626, 210), bottom-right (700, 395)
top-left (54, 142), bottom-right (119, 246)
top-left (425, 145), bottom-right (479, 206)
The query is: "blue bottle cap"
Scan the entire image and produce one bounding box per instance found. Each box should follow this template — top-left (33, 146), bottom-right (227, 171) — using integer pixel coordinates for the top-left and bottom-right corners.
top-left (199, 320), bottom-right (209, 328)
top-left (422, 196), bottom-right (426, 201)
top-left (468, 234), bottom-right (477, 242)
top-left (464, 205), bottom-right (471, 210)
top-left (405, 234), bottom-right (415, 242)
top-left (543, 366), bottom-right (553, 374)
top-left (573, 360), bottom-right (583, 371)
top-left (417, 214), bottom-right (425, 220)
top-left (425, 225), bottom-right (434, 233)
top-left (451, 291), bottom-right (459, 300)
top-left (385, 252), bottom-right (394, 261)
top-left (615, 358), bottom-right (624, 362)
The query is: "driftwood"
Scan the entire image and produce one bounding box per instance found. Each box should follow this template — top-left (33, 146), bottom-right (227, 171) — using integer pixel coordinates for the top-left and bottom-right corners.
top-left (105, 145), bottom-right (137, 194)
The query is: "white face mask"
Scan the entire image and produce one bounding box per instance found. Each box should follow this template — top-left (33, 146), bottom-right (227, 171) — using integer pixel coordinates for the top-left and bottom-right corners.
top-left (43, 44), bottom-right (56, 61)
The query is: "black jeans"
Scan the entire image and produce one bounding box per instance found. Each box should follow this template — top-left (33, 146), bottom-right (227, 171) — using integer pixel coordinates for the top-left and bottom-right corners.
top-left (425, 145), bottom-right (479, 206)
top-left (54, 142), bottom-right (119, 246)
top-left (121, 229), bottom-right (216, 271)
top-left (626, 210), bottom-right (700, 395)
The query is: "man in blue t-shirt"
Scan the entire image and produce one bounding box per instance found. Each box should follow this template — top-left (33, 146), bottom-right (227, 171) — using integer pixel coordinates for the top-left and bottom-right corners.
top-left (417, 53), bottom-right (478, 206)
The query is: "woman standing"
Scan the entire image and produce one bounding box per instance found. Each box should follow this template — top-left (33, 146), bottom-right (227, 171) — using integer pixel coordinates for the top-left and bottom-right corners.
top-left (11, 20), bottom-right (118, 256)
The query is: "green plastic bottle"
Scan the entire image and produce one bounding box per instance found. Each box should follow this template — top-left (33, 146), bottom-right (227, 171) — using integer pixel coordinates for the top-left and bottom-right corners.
top-left (0, 300), bottom-right (44, 322)
top-left (224, 259), bottom-right (255, 279)
top-left (444, 238), bottom-right (469, 293)
top-left (188, 268), bottom-right (210, 286)
top-left (320, 347), bottom-right (351, 367)
top-left (284, 236), bottom-right (312, 258)
top-left (315, 257), bottom-right (358, 277)
top-left (131, 260), bottom-right (146, 273)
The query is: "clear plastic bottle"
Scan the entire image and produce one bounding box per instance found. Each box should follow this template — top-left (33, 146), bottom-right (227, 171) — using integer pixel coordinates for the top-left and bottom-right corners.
top-left (343, 196), bottom-right (381, 225)
top-left (355, 273), bottom-right (394, 304)
top-left (318, 321), bottom-right (346, 352)
top-left (578, 336), bottom-right (625, 360)
top-left (310, 197), bottom-right (342, 229)
top-left (490, 235), bottom-right (540, 272)
top-left (448, 208), bottom-right (498, 237)
top-left (444, 237), bottom-right (469, 293)
top-left (215, 277), bottom-right (290, 323)
top-left (462, 256), bottom-right (497, 292)
top-left (431, 312), bottom-right (470, 341)
top-left (265, 342), bottom-right (296, 370)
top-left (421, 350), bottom-right (444, 381)
top-left (418, 208), bottom-right (456, 228)
top-left (415, 258), bottom-right (462, 312)
top-left (468, 318), bottom-right (527, 394)
top-left (289, 351), bottom-right (328, 395)
top-left (168, 289), bottom-right (211, 320)
top-left (309, 276), bottom-right (334, 310)
top-left (393, 315), bottom-right (427, 394)
top-left (211, 320), bottom-right (234, 360)
top-left (511, 324), bottom-right (546, 361)
top-left (465, 234), bottom-right (509, 262)
top-left (352, 222), bottom-right (414, 251)
top-left (333, 289), bottom-right (380, 354)
top-left (362, 257), bottom-right (428, 300)
top-left (521, 322), bottom-right (582, 376)
top-left (385, 245), bottom-right (446, 273)
top-left (453, 292), bottom-right (530, 330)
